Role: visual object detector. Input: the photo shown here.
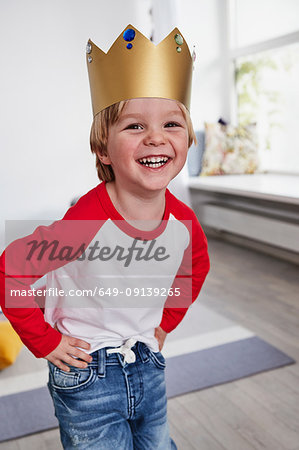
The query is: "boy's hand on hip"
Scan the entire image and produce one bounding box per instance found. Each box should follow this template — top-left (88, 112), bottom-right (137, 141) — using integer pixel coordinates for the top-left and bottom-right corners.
top-left (45, 334), bottom-right (92, 372)
top-left (155, 326), bottom-right (167, 351)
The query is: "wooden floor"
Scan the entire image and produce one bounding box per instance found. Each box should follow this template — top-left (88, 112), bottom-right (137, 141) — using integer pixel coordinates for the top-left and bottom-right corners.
top-left (1, 237), bottom-right (299, 450)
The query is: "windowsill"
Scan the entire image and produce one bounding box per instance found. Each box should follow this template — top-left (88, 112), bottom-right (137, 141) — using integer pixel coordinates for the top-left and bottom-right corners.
top-left (188, 173), bottom-right (299, 205)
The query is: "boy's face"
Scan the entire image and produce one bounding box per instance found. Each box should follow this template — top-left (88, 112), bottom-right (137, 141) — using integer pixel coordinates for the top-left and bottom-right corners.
top-left (101, 98), bottom-right (189, 194)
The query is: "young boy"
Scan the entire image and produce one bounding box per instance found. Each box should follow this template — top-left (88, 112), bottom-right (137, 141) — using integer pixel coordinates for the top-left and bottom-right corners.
top-left (0, 26), bottom-right (210, 449)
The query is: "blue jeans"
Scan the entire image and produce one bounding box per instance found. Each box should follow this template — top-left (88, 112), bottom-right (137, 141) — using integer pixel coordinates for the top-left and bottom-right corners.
top-left (48, 342), bottom-right (177, 449)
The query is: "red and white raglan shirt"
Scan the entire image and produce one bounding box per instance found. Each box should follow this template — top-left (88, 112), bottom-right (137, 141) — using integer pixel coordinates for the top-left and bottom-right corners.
top-left (0, 182), bottom-right (210, 358)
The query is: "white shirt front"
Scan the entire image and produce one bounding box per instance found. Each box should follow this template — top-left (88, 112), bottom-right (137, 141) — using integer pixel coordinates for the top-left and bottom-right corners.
top-left (44, 216), bottom-right (190, 353)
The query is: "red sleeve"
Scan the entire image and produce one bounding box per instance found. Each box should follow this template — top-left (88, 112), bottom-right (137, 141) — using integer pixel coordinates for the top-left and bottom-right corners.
top-left (159, 209), bottom-right (210, 333)
top-left (0, 224), bottom-right (65, 358)
top-left (0, 185), bottom-right (104, 358)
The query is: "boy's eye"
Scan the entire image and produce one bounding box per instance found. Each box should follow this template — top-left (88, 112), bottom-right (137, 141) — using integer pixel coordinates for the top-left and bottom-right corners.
top-left (126, 124), bottom-right (143, 130)
top-left (165, 122), bottom-right (180, 128)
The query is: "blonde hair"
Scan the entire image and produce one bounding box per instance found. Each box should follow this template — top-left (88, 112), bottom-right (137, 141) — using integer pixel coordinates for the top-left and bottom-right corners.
top-left (90, 99), bottom-right (196, 182)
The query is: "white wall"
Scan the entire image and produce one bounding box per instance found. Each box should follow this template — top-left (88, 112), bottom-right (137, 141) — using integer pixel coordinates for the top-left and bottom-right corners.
top-left (0, 0), bottom-right (152, 249)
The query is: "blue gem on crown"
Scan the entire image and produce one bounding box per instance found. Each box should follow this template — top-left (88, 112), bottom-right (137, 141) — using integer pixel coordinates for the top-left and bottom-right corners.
top-left (123, 28), bottom-right (136, 42)
top-left (123, 28), bottom-right (136, 50)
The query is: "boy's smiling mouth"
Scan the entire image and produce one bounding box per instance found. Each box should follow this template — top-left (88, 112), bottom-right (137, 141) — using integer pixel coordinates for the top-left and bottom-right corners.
top-left (137, 155), bottom-right (171, 169)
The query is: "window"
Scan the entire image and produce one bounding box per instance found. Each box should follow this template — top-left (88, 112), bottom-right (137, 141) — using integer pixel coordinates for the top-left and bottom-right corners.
top-left (234, 0), bottom-right (299, 47)
top-left (230, 0), bottom-right (299, 173)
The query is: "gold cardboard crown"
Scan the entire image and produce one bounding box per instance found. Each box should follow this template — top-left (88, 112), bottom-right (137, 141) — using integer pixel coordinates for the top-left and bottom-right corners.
top-left (86, 25), bottom-right (193, 116)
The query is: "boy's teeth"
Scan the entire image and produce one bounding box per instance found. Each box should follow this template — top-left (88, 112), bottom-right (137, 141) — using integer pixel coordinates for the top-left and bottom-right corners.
top-left (139, 156), bottom-right (169, 166)
top-left (144, 162), bottom-right (164, 167)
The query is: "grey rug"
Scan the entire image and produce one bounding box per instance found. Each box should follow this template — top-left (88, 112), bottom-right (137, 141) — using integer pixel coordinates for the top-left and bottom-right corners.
top-left (0, 336), bottom-right (295, 443)
top-left (165, 336), bottom-right (295, 398)
top-left (0, 386), bottom-right (57, 442)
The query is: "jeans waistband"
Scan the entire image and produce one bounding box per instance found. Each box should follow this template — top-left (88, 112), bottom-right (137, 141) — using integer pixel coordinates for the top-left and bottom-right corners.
top-left (88, 341), bottom-right (151, 378)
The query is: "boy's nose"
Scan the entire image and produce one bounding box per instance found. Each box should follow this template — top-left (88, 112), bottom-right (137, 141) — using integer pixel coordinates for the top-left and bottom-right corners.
top-left (144, 129), bottom-right (166, 146)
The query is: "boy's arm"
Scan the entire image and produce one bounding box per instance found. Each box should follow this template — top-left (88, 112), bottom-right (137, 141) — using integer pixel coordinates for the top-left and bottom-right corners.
top-left (155, 325), bottom-right (167, 351)
top-left (0, 216), bottom-right (100, 358)
top-left (0, 221), bottom-right (70, 357)
top-left (0, 250), bottom-right (61, 357)
top-left (159, 217), bottom-right (210, 333)
top-left (0, 263), bottom-right (92, 369)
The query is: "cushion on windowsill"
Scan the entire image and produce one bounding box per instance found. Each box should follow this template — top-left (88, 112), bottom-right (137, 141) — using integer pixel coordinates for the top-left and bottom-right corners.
top-left (201, 122), bottom-right (259, 176)
top-left (0, 321), bottom-right (23, 370)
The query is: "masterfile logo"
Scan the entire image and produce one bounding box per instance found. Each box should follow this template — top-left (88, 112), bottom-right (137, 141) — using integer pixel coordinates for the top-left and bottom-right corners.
top-left (4, 219), bottom-right (192, 309)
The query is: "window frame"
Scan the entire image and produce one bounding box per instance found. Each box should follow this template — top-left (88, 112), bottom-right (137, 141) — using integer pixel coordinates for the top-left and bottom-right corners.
top-left (227, 0), bottom-right (299, 120)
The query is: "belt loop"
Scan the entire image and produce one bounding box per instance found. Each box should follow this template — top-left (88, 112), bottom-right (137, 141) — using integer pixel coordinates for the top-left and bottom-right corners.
top-left (97, 348), bottom-right (106, 378)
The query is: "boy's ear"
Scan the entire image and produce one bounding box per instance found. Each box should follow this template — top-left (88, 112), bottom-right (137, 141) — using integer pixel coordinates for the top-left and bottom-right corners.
top-left (97, 151), bottom-right (112, 165)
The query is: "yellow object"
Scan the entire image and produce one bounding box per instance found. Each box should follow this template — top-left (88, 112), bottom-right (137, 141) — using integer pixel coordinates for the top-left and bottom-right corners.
top-left (0, 321), bottom-right (23, 370)
top-left (86, 24), bottom-right (194, 116)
